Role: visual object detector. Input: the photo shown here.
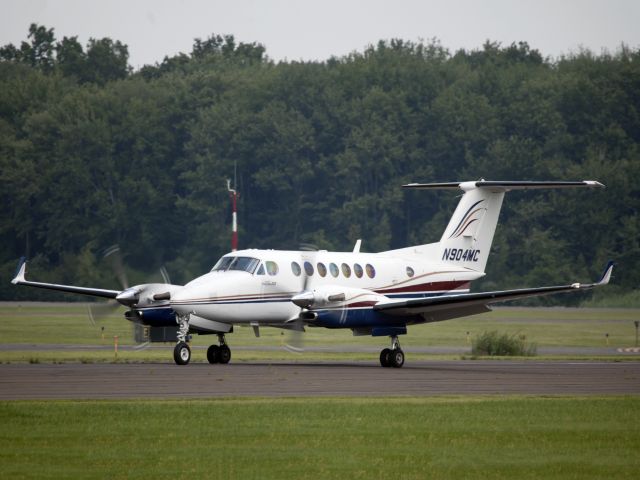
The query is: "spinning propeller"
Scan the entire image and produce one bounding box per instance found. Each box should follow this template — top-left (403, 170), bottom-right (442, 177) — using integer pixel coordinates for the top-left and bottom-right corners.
top-left (87, 245), bottom-right (174, 347)
top-left (282, 243), bottom-right (321, 353)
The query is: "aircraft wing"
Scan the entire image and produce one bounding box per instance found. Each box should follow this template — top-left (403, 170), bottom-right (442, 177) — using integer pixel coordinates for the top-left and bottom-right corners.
top-left (11, 257), bottom-right (120, 299)
top-left (374, 262), bottom-right (614, 323)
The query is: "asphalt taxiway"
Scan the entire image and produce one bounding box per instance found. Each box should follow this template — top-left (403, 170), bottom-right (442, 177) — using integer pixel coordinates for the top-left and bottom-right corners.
top-left (1, 361), bottom-right (639, 399)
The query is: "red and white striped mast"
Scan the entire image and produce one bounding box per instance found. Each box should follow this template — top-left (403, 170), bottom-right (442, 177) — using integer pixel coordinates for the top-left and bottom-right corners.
top-left (227, 178), bottom-right (239, 252)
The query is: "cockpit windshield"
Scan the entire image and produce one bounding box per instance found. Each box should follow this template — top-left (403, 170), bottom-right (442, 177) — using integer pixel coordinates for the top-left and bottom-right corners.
top-left (211, 256), bottom-right (260, 274)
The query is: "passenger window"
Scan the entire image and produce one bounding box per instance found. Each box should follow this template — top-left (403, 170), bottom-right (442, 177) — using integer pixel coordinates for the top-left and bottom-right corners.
top-left (341, 263), bottom-right (351, 278)
top-left (406, 266), bottom-right (415, 277)
top-left (304, 261), bottom-right (314, 276)
top-left (317, 262), bottom-right (327, 277)
top-left (366, 264), bottom-right (376, 278)
top-left (329, 263), bottom-right (339, 278)
top-left (354, 263), bottom-right (363, 278)
top-left (256, 264), bottom-right (265, 275)
top-left (266, 261), bottom-right (279, 276)
top-left (291, 262), bottom-right (301, 276)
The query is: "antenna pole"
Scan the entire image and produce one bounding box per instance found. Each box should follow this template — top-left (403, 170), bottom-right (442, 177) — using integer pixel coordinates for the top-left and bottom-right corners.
top-left (227, 179), bottom-right (238, 252)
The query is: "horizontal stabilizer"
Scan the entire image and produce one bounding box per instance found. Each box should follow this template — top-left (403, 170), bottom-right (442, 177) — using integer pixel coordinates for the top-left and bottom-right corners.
top-left (403, 180), bottom-right (605, 191)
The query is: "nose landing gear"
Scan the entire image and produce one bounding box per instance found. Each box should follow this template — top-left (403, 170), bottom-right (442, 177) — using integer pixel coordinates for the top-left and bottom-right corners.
top-left (173, 313), bottom-right (191, 365)
top-left (379, 335), bottom-right (405, 368)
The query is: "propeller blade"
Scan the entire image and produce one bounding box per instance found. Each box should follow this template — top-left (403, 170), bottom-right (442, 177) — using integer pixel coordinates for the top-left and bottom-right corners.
top-left (159, 266), bottom-right (171, 284)
top-left (103, 245), bottom-right (129, 290)
top-left (285, 245), bottom-right (320, 352)
top-left (87, 300), bottom-right (121, 325)
top-left (284, 319), bottom-right (305, 353)
top-left (131, 322), bottom-right (150, 349)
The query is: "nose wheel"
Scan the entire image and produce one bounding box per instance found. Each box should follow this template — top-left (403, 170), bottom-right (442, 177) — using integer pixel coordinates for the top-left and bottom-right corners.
top-left (379, 335), bottom-right (405, 368)
top-left (174, 342), bottom-right (191, 365)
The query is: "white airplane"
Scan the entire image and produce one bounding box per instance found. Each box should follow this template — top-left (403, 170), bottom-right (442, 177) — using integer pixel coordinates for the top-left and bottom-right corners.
top-left (12, 180), bottom-right (613, 368)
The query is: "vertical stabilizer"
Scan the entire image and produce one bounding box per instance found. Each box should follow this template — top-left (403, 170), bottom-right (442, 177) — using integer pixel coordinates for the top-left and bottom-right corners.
top-left (438, 183), bottom-right (504, 272)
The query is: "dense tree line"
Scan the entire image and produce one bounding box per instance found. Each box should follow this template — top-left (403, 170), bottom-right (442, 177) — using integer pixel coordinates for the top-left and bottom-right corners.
top-left (1, 25), bottom-right (639, 303)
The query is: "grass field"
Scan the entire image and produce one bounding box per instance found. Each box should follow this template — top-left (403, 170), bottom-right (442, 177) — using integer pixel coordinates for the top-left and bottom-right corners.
top-left (0, 397), bottom-right (638, 479)
top-left (0, 303), bottom-right (638, 363)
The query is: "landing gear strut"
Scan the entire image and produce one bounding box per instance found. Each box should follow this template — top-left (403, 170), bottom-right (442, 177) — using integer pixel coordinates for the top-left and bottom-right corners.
top-left (379, 335), bottom-right (405, 368)
top-left (173, 313), bottom-right (191, 365)
top-left (207, 334), bottom-right (231, 364)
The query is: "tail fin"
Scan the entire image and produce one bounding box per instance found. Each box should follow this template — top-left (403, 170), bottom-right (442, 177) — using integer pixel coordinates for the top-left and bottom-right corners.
top-left (403, 180), bottom-right (604, 273)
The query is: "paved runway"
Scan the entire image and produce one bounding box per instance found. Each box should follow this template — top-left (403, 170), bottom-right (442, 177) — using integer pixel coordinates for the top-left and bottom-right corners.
top-left (1, 361), bottom-right (639, 399)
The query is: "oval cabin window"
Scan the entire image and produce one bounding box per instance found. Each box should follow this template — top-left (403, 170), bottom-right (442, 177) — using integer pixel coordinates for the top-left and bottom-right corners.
top-left (341, 263), bottom-right (352, 278)
top-left (329, 263), bottom-right (339, 277)
top-left (317, 262), bottom-right (327, 277)
top-left (304, 261), bottom-right (314, 276)
top-left (291, 262), bottom-right (301, 276)
top-left (366, 264), bottom-right (376, 278)
top-left (354, 263), bottom-right (363, 278)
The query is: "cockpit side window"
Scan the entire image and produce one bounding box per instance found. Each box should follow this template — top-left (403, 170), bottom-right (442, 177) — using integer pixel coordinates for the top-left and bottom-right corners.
top-left (211, 256), bottom-right (260, 274)
top-left (266, 261), bottom-right (279, 276)
top-left (211, 256), bottom-right (234, 271)
top-left (228, 257), bottom-right (260, 273)
top-left (256, 264), bottom-right (265, 275)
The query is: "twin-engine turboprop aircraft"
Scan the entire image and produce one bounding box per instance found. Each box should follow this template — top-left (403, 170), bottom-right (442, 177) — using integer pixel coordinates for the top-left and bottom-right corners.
top-left (12, 180), bottom-right (613, 368)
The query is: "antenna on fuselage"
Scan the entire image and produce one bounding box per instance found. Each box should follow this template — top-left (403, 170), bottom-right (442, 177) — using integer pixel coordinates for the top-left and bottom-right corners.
top-left (226, 176), bottom-right (239, 252)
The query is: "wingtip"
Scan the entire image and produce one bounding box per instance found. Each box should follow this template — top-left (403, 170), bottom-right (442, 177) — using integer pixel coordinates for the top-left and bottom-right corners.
top-left (11, 257), bottom-right (27, 285)
top-left (597, 261), bottom-right (615, 285)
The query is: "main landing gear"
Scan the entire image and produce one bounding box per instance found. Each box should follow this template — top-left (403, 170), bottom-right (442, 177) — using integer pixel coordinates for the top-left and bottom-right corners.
top-left (379, 335), bottom-right (405, 368)
top-left (207, 334), bottom-right (231, 364)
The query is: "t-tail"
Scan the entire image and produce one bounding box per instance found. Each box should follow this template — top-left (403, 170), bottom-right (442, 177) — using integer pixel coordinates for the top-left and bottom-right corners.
top-left (402, 180), bottom-right (605, 273)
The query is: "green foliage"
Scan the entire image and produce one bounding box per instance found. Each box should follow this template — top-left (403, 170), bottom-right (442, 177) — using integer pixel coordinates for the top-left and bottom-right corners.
top-left (472, 330), bottom-right (537, 356)
top-left (1, 23), bottom-right (129, 85)
top-left (1, 25), bottom-right (639, 303)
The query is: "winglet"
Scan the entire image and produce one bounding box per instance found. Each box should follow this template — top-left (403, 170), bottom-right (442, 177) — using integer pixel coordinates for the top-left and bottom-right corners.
top-left (597, 261), bottom-right (615, 286)
top-left (11, 257), bottom-right (27, 285)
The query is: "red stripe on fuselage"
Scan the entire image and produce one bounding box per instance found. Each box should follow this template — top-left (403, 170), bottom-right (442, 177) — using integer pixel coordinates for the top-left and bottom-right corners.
top-left (375, 281), bottom-right (470, 294)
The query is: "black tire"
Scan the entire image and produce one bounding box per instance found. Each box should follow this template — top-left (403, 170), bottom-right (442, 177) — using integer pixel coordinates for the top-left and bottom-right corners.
top-left (219, 345), bottom-right (231, 364)
top-left (173, 342), bottom-right (191, 365)
top-left (389, 349), bottom-right (405, 368)
top-left (379, 348), bottom-right (392, 367)
top-left (207, 345), bottom-right (220, 364)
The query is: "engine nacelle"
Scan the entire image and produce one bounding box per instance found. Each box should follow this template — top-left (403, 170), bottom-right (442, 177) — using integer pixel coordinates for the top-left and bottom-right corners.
top-left (291, 286), bottom-right (387, 310)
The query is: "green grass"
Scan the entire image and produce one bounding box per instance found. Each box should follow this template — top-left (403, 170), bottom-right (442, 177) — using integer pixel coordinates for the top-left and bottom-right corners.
top-left (583, 287), bottom-right (640, 308)
top-left (0, 397), bottom-right (638, 479)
